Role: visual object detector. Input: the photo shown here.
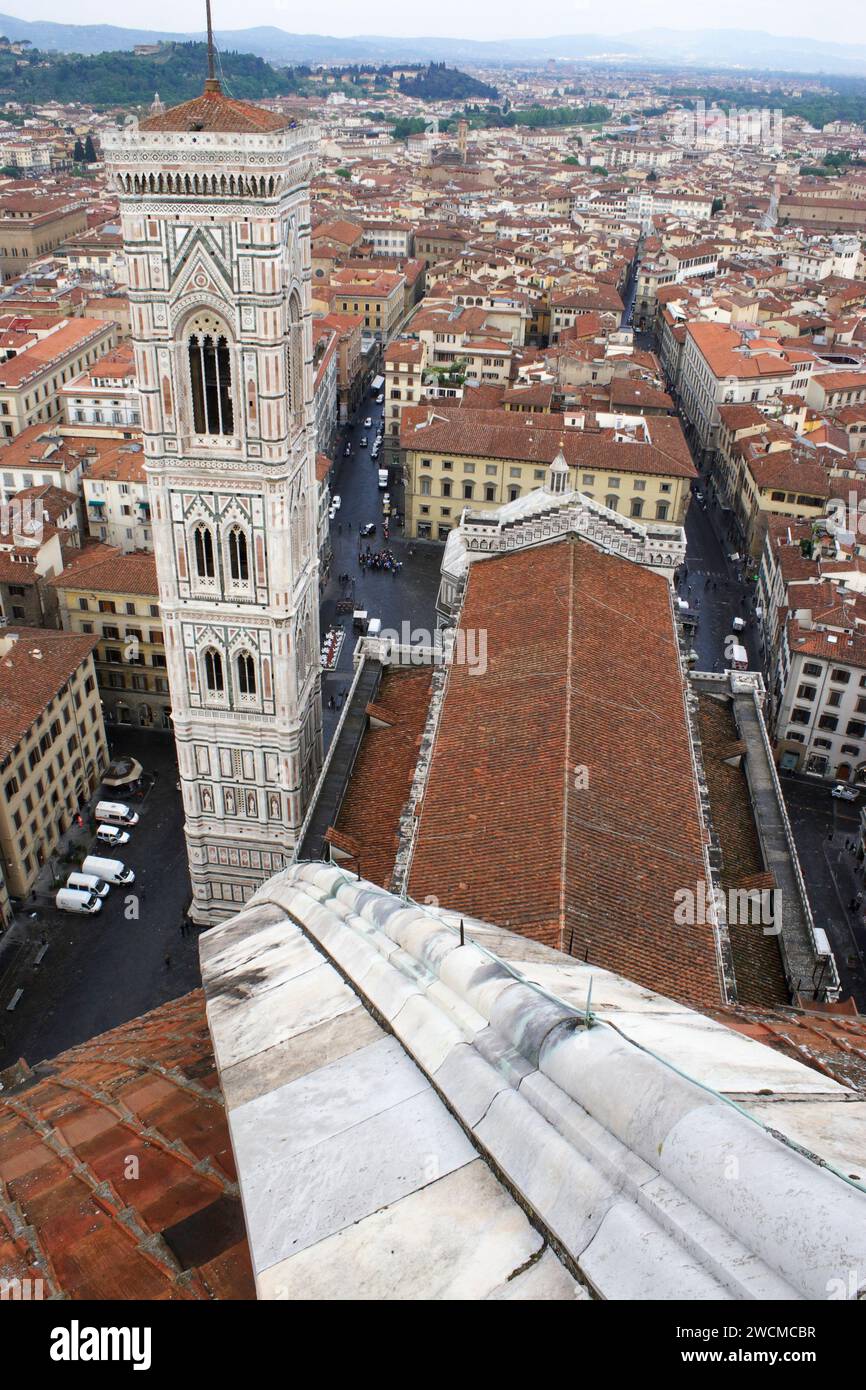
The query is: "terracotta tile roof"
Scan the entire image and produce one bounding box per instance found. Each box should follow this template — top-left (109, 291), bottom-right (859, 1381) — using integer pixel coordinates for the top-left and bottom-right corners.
top-left (0, 626), bottom-right (98, 761)
top-left (408, 538), bottom-right (722, 1007)
top-left (139, 82), bottom-right (289, 135)
top-left (49, 546), bottom-right (158, 597)
top-left (0, 990), bottom-right (254, 1300)
top-left (402, 403), bottom-right (695, 478)
top-left (0, 318), bottom-right (112, 390)
top-left (332, 667), bottom-right (434, 890)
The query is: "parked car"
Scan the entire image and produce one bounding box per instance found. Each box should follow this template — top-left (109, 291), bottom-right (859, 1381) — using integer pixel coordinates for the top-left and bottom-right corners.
top-left (95, 825), bottom-right (130, 848)
top-left (382, 492), bottom-right (390, 507)
top-left (376, 393), bottom-right (384, 404)
top-left (67, 871), bottom-right (110, 899)
top-left (360, 522), bottom-right (376, 537)
top-left (332, 495), bottom-right (341, 509)
top-left (56, 887), bottom-right (102, 915)
top-left (831, 783), bottom-right (860, 802)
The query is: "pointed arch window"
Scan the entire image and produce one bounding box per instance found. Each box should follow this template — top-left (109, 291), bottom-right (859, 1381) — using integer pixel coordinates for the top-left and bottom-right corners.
top-left (287, 292), bottom-right (303, 421)
top-left (193, 524), bottom-right (215, 580)
top-left (188, 317), bottom-right (234, 436)
top-left (228, 526), bottom-right (249, 583)
top-left (203, 648), bottom-right (224, 694)
top-left (236, 651), bottom-right (256, 697)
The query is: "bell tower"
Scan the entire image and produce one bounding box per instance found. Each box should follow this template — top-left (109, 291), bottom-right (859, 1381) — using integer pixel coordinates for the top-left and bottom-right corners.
top-left (103, 66), bottom-right (323, 922)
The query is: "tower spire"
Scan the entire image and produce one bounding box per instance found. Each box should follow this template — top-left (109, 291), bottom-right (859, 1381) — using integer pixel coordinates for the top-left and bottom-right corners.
top-left (204, 0), bottom-right (220, 93)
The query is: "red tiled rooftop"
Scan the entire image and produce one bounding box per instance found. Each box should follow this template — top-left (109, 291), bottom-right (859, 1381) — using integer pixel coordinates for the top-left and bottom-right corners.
top-left (408, 537), bottom-right (721, 1008)
top-left (332, 666), bottom-right (434, 890)
top-left (139, 82), bottom-right (289, 135)
top-left (0, 990), bottom-right (254, 1300)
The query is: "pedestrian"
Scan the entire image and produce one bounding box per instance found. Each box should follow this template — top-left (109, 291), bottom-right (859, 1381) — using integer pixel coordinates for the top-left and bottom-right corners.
top-left (140, 886), bottom-right (146, 904)
top-left (165, 953), bottom-right (172, 969)
top-left (857, 893), bottom-right (863, 907)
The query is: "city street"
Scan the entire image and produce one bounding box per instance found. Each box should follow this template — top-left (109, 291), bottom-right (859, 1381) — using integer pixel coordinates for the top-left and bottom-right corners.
top-left (0, 728), bottom-right (195, 1070)
top-left (678, 483), bottom-right (761, 672)
top-left (319, 384), bottom-right (442, 746)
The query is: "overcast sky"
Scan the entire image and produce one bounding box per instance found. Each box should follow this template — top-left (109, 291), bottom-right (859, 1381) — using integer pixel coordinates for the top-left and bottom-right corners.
top-left (9, 1), bottom-right (866, 45)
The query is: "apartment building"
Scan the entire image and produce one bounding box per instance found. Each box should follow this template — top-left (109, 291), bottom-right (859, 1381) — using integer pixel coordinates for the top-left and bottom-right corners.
top-left (414, 225), bottom-right (471, 265)
top-left (0, 627), bottom-right (108, 899)
top-left (0, 426), bottom-right (120, 506)
top-left (550, 284), bottom-right (624, 342)
top-left (384, 338), bottom-right (424, 467)
top-left (82, 442), bottom-right (151, 552)
top-left (49, 546), bottom-right (169, 730)
top-left (59, 343), bottom-right (141, 435)
top-left (806, 369), bottom-right (866, 414)
top-left (634, 243), bottom-right (720, 331)
top-left (0, 524), bottom-right (64, 626)
top-left (55, 225), bottom-right (128, 287)
top-left (312, 320), bottom-right (338, 460)
top-left (677, 322), bottom-right (815, 459)
top-left (330, 267), bottom-right (406, 342)
top-left (0, 191), bottom-right (87, 283)
top-left (314, 310), bottom-right (364, 422)
top-left (0, 317), bottom-right (118, 439)
top-left (774, 599), bottom-right (866, 781)
top-left (401, 404), bottom-right (696, 540)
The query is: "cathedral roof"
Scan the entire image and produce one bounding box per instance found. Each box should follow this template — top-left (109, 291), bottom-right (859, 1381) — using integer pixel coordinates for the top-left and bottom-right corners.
top-left (139, 79), bottom-right (291, 135)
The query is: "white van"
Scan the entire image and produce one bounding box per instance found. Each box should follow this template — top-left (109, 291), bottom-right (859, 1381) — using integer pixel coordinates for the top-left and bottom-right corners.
top-left (95, 801), bottom-right (139, 827)
top-left (96, 824), bottom-right (130, 848)
top-left (82, 855), bottom-right (135, 886)
top-left (56, 887), bottom-right (103, 915)
top-left (67, 871), bottom-right (110, 899)
top-left (378, 469), bottom-right (388, 488)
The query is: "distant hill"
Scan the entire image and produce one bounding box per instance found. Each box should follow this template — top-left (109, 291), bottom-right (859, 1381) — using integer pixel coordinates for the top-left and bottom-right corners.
top-left (1, 16), bottom-right (866, 76)
top-left (398, 63), bottom-right (497, 101)
top-left (0, 41), bottom-right (303, 108)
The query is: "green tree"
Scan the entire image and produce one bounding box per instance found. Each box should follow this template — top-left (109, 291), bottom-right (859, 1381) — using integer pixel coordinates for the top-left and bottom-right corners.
top-left (83, 133), bottom-right (96, 163)
top-left (73, 137), bottom-right (85, 162)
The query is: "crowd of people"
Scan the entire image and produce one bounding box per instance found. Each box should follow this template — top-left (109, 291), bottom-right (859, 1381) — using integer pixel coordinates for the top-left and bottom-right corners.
top-left (359, 548), bottom-right (402, 574)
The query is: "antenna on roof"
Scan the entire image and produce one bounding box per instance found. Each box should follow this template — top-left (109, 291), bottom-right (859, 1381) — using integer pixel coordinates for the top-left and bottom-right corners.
top-left (204, 0), bottom-right (220, 93)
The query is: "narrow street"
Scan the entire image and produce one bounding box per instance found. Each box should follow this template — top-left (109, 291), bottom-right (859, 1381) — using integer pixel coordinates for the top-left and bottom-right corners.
top-left (319, 385), bottom-right (442, 747)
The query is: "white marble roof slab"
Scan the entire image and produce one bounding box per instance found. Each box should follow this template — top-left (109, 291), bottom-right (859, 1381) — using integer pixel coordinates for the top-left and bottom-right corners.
top-left (200, 864), bottom-right (866, 1301)
top-left (256, 1160), bottom-right (578, 1301)
top-left (243, 1087), bottom-right (477, 1273)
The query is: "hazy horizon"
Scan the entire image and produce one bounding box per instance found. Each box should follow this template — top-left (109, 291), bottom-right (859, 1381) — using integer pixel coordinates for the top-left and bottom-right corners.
top-left (6, 4), bottom-right (866, 48)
